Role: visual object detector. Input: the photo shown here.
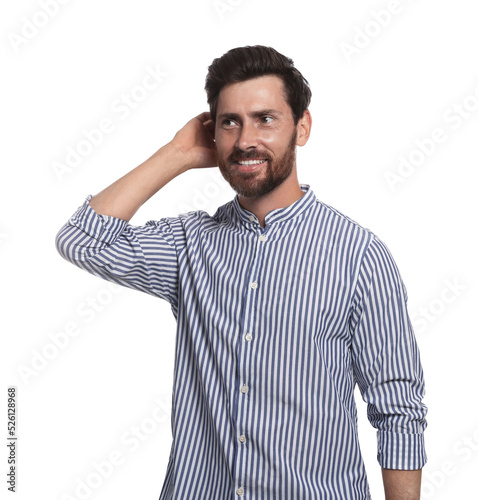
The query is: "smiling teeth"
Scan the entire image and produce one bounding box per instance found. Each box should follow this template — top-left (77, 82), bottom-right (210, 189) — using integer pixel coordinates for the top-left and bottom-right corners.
top-left (237, 160), bottom-right (264, 165)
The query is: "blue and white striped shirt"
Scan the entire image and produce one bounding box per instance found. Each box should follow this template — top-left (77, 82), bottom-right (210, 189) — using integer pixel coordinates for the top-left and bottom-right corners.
top-left (56, 183), bottom-right (427, 499)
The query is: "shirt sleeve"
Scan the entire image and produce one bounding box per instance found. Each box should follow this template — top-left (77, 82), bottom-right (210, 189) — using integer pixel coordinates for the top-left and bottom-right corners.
top-left (348, 234), bottom-right (428, 470)
top-left (55, 195), bottom-right (184, 309)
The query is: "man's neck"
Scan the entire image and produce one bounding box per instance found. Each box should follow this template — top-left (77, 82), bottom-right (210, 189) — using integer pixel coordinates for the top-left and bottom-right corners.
top-left (238, 178), bottom-right (305, 228)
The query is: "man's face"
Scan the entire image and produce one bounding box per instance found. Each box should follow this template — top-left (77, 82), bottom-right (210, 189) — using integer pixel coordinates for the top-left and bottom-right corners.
top-left (215, 75), bottom-right (299, 199)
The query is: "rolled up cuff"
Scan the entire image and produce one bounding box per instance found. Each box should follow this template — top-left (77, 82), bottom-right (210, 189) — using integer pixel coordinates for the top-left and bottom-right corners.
top-left (377, 430), bottom-right (427, 469)
top-left (68, 195), bottom-right (129, 245)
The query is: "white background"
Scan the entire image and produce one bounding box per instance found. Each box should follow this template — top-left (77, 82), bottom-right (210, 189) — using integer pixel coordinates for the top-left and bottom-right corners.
top-left (2, 0), bottom-right (477, 499)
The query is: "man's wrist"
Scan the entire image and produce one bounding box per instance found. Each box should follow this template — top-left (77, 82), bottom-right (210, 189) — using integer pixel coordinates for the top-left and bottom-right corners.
top-left (155, 141), bottom-right (191, 176)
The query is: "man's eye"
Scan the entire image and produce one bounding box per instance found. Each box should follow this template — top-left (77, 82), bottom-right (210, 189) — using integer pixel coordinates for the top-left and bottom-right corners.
top-left (260, 116), bottom-right (274, 124)
top-left (223, 119), bottom-right (236, 127)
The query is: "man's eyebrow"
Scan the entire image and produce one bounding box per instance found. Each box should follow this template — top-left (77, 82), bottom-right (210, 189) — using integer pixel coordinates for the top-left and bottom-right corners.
top-left (217, 109), bottom-right (283, 121)
top-left (250, 109), bottom-right (283, 118)
top-left (217, 112), bottom-right (240, 122)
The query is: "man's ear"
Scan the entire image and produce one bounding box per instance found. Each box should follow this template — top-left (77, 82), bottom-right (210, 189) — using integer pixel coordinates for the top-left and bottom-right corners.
top-left (296, 110), bottom-right (312, 147)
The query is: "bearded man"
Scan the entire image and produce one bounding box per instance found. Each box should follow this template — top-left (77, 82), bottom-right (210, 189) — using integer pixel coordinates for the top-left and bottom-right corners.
top-left (56, 45), bottom-right (427, 500)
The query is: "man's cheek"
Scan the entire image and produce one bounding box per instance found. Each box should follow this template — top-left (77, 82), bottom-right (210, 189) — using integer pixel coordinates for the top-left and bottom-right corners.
top-left (259, 132), bottom-right (277, 147)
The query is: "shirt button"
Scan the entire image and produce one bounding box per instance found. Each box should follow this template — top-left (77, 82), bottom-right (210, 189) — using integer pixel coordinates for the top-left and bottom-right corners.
top-left (248, 215), bottom-right (255, 222)
top-left (245, 333), bottom-right (253, 342)
top-left (241, 385), bottom-right (249, 394)
top-left (259, 234), bottom-right (267, 241)
top-left (239, 434), bottom-right (246, 443)
top-left (250, 281), bottom-right (258, 289)
top-left (237, 487), bottom-right (244, 496)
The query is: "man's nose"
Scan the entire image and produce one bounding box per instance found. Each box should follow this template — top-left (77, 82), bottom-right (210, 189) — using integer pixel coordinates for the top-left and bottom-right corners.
top-left (236, 121), bottom-right (259, 150)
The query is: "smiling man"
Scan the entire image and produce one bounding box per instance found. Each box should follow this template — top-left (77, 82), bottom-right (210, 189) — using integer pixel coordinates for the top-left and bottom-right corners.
top-left (214, 75), bottom-right (307, 217)
top-left (56, 45), bottom-right (427, 500)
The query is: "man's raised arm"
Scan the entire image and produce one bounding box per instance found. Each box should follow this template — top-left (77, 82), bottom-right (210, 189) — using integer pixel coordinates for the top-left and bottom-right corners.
top-left (54, 112), bottom-right (217, 303)
top-left (89, 111), bottom-right (217, 221)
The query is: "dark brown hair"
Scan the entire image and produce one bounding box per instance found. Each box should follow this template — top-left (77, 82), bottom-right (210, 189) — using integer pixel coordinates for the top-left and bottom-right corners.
top-left (205, 45), bottom-right (312, 125)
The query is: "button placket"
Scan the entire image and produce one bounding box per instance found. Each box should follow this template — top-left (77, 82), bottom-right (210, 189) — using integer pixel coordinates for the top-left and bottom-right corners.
top-left (234, 226), bottom-right (268, 498)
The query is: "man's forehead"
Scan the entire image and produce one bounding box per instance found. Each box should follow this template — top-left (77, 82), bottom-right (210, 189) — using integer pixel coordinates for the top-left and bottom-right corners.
top-left (219, 75), bottom-right (285, 96)
top-left (216, 75), bottom-right (290, 112)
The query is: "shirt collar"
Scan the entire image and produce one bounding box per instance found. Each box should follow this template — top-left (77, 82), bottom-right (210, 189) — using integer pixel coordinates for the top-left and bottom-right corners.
top-left (231, 183), bottom-right (316, 228)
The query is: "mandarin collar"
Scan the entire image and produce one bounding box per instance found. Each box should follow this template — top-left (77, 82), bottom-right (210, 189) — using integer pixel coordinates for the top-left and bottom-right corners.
top-left (231, 183), bottom-right (315, 228)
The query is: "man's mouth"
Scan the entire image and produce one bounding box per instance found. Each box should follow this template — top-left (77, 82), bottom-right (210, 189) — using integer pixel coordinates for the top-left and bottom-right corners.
top-left (235, 159), bottom-right (265, 165)
top-left (233, 158), bottom-right (267, 172)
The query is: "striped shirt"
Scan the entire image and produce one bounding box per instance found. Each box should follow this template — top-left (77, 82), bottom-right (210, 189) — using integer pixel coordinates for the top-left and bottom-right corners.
top-left (55, 183), bottom-right (427, 499)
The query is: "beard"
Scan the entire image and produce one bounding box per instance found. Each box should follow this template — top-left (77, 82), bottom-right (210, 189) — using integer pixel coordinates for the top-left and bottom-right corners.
top-left (217, 129), bottom-right (298, 199)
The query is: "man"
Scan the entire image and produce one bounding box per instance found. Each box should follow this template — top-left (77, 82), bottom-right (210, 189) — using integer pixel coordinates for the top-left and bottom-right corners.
top-left (56, 45), bottom-right (427, 499)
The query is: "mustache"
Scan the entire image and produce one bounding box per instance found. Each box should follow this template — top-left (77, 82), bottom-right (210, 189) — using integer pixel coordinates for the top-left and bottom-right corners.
top-left (228, 148), bottom-right (272, 162)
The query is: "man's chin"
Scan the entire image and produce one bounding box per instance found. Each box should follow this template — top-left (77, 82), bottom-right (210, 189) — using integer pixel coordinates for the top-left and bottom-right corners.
top-left (218, 162), bottom-right (277, 198)
top-left (233, 177), bottom-right (283, 200)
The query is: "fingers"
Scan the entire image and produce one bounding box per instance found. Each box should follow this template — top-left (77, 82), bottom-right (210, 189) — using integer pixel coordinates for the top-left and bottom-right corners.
top-left (204, 119), bottom-right (215, 138)
top-left (194, 111), bottom-right (212, 124)
top-left (193, 111), bottom-right (215, 141)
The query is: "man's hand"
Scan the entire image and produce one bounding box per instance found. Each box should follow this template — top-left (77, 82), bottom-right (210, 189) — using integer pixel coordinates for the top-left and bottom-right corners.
top-left (168, 111), bottom-right (217, 172)
top-left (382, 468), bottom-right (422, 500)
